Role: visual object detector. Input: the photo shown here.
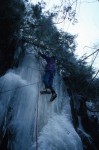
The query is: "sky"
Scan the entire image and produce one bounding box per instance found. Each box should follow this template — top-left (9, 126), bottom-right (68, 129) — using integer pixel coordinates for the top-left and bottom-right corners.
top-left (29, 0), bottom-right (99, 69)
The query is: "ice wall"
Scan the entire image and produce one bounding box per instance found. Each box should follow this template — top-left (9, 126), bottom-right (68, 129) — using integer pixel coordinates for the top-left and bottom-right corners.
top-left (0, 50), bottom-right (83, 150)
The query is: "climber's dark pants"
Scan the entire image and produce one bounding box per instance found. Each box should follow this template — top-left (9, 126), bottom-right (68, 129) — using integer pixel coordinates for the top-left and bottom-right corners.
top-left (43, 71), bottom-right (55, 94)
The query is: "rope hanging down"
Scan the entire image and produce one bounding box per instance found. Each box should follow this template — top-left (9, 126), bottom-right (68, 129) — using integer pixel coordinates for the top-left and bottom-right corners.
top-left (35, 60), bottom-right (41, 150)
top-left (36, 83), bottom-right (39, 150)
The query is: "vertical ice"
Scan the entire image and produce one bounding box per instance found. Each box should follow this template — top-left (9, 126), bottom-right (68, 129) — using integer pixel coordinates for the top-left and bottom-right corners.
top-left (0, 49), bottom-right (83, 150)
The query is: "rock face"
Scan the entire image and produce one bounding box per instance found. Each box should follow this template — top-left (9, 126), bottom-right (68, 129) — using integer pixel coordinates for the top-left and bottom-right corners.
top-left (0, 0), bottom-right (25, 75)
top-left (0, 49), bottom-right (83, 150)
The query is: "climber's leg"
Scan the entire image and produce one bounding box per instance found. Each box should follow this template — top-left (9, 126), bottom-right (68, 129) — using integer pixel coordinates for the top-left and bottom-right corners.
top-left (48, 73), bottom-right (57, 101)
top-left (50, 87), bottom-right (57, 101)
top-left (40, 72), bottom-right (51, 94)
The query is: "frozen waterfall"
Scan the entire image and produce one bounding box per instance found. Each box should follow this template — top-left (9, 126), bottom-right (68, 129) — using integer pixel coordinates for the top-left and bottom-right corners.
top-left (0, 50), bottom-right (83, 150)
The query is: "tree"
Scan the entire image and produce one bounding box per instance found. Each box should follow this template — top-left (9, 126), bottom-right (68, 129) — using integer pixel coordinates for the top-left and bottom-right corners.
top-left (20, 2), bottom-right (99, 101)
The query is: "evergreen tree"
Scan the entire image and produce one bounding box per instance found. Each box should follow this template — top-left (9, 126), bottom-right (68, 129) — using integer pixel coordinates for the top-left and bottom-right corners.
top-left (21, 2), bottom-right (99, 102)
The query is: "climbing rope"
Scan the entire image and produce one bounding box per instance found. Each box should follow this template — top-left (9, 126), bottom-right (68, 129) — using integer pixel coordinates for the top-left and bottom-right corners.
top-left (35, 59), bottom-right (41, 150)
top-left (0, 61), bottom-right (44, 94)
top-left (36, 85), bottom-right (39, 150)
top-left (0, 52), bottom-right (43, 149)
top-left (0, 67), bottom-right (42, 150)
top-left (0, 81), bottom-right (41, 94)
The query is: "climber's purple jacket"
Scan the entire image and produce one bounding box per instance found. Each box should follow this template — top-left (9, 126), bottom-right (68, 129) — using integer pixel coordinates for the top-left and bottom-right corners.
top-left (39, 52), bottom-right (56, 74)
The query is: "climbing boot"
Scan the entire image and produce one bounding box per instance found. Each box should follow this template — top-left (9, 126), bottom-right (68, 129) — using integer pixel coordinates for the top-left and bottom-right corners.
top-left (50, 93), bottom-right (57, 101)
top-left (40, 88), bottom-right (51, 94)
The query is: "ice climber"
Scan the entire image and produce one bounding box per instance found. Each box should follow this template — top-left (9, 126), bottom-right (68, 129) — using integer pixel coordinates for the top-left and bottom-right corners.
top-left (38, 51), bottom-right (57, 101)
